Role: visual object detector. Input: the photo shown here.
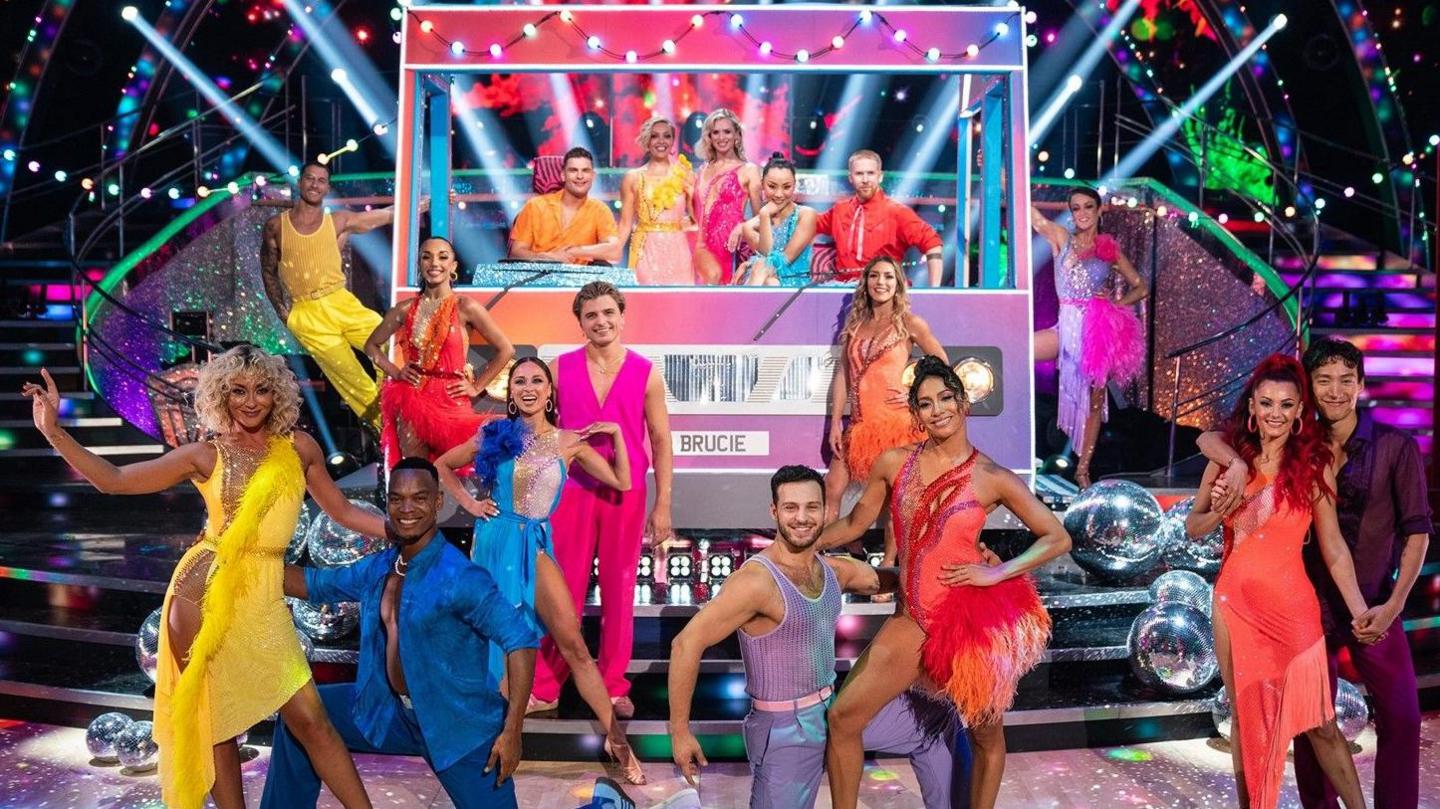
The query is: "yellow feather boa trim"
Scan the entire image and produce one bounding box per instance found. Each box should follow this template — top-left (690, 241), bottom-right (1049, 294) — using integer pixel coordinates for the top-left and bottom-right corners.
top-left (166, 435), bottom-right (304, 809)
top-left (649, 154), bottom-right (692, 212)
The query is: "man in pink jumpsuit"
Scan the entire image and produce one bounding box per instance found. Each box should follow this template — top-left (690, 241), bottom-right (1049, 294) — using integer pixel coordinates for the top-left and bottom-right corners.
top-left (530, 281), bottom-right (675, 718)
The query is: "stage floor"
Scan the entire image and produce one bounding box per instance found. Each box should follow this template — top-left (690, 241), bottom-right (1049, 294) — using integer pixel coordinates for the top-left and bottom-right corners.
top-left (5, 714), bottom-right (1440, 808)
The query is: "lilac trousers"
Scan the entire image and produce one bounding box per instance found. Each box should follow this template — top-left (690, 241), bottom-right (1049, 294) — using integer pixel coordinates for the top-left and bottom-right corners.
top-left (742, 693), bottom-right (963, 809)
top-left (1294, 628), bottom-right (1420, 809)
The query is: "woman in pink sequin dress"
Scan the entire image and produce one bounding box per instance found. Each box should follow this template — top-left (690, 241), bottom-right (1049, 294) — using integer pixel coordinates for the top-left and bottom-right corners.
top-left (692, 108), bottom-right (762, 285)
top-left (618, 116), bottom-right (695, 285)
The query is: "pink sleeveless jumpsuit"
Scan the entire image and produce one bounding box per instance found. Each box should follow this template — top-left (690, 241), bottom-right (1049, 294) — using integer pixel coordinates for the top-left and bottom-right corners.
top-left (531, 347), bottom-right (652, 701)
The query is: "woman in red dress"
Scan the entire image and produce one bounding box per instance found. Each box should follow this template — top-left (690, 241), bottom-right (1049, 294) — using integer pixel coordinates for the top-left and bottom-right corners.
top-left (365, 237), bottom-right (514, 467)
top-left (1186, 354), bottom-right (1372, 809)
top-left (820, 356), bottom-right (1072, 809)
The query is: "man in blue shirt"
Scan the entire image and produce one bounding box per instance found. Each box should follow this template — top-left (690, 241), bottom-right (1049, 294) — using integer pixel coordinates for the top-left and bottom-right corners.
top-left (263, 457), bottom-right (540, 808)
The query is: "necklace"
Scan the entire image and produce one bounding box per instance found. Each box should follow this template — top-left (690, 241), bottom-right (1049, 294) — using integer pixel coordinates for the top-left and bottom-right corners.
top-left (588, 350), bottom-right (623, 376)
top-left (393, 554), bottom-right (409, 577)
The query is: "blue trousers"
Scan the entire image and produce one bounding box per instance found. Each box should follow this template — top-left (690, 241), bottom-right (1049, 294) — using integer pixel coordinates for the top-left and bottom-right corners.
top-left (742, 693), bottom-right (965, 809)
top-left (259, 683), bottom-right (516, 809)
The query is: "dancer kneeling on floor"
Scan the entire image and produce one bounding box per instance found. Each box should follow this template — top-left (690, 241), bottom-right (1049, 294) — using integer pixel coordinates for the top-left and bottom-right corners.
top-left (268, 457), bottom-right (538, 809)
top-left (669, 464), bottom-right (967, 809)
top-left (437, 356), bottom-right (647, 786)
top-left (820, 356), bottom-right (1072, 809)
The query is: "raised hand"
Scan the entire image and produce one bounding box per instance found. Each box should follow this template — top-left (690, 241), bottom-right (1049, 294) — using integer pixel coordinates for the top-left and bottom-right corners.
top-left (22, 368), bottom-right (61, 437)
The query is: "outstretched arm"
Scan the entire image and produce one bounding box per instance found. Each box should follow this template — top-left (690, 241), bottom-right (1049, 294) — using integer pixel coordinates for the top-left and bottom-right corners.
top-left (296, 432), bottom-right (386, 537)
top-left (24, 369), bottom-right (209, 494)
top-left (668, 564), bottom-right (768, 784)
top-left (941, 461), bottom-right (1071, 586)
top-left (820, 449), bottom-right (901, 550)
top-left (1030, 203), bottom-right (1068, 255)
top-left (333, 196), bottom-right (429, 237)
top-left (825, 555), bottom-right (899, 596)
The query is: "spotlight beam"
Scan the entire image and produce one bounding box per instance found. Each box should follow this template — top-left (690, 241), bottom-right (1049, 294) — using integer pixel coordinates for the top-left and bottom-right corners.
top-left (122, 9), bottom-right (294, 172)
top-left (1030, 0), bottom-right (1141, 146)
top-left (283, 0), bottom-right (396, 154)
top-left (1106, 15), bottom-right (1288, 183)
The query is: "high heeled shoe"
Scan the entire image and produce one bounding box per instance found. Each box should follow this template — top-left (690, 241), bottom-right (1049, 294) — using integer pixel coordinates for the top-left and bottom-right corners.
top-left (603, 737), bottom-right (647, 785)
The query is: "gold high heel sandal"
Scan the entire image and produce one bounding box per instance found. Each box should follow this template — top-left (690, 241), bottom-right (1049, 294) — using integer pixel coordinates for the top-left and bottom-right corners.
top-left (604, 737), bottom-right (647, 785)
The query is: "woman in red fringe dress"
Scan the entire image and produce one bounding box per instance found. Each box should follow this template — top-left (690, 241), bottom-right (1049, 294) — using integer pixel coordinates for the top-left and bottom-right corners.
top-left (1186, 355), bottom-right (1372, 809)
top-left (365, 236), bottom-right (514, 467)
top-left (820, 356), bottom-right (1072, 809)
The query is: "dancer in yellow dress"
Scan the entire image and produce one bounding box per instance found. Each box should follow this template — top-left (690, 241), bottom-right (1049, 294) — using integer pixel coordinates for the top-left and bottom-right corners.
top-left (24, 346), bottom-right (382, 809)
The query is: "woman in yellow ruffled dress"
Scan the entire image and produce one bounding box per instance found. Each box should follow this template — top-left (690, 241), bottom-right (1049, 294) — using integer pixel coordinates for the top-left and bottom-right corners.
top-left (24, 345), bottom-right (382, 809)
top-left (619, 114), bottom-right (695, 284)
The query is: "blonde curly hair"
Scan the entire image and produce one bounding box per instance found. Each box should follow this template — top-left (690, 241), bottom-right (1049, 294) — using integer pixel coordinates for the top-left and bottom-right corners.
top-left (635, 115), bottom-right (677, 159)
top-left (842, 256), bottom-right (911, 344)
top-left (697, 108), bottom-right (747, 163)
top-left (193, 345), bottom-right (301, 436)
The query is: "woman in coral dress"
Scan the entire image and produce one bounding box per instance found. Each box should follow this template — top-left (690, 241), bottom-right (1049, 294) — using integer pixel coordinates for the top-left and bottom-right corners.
top-left (24, 347), bottom-right (382, 809)
top-left (619, 115), bottom-right (695, 285)
top-left (436, 357), bottom-right (645, 785)
top-left (691, 108), bottom-right (762, 285)
top-left (825, 257), bottom-right (946, 580)
top-left (365, 236), bottom-right (513, 467)
top-left (1031, 188), bottom-right (1149, 486)
top-left (820, 356), bottom-right (1072, 809)
top-left (1186, 354), bottom-right (1371, 809)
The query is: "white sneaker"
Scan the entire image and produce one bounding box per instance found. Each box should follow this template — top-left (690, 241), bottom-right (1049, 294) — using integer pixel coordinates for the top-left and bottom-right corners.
top-left (648, 788), bottom-right (701, 809)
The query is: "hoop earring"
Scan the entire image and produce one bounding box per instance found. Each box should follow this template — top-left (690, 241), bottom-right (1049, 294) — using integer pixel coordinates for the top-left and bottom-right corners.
top-left (507, 400), bottom-right (517, 416)
top-left (449, 270), bottom-right (458, 282)
top-left (545, 399), bottom-right (554, 413)
top-left (1247, 414), bottom-right (1257, 433)
top-left (1292, 417), bottom-right (1302, 435)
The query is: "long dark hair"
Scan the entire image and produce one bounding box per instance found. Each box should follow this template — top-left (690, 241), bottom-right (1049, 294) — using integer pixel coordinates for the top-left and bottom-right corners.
top-left (1221, 353), bottom-right (1332, 512)
top-left (507, 356), bottom-right (557, 426)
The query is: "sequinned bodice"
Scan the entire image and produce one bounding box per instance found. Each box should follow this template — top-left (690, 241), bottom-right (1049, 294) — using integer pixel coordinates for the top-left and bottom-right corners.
top-left (1054, 240), bottom-right (1113, 303)
top-left (846, 326), bottom-right (909, 422)
top-left (208, 440), bottom-right (267, 537)
top-left (890, 445), bottom-right (986, 629)
top-left (495, 429), bottom-right (566, 520)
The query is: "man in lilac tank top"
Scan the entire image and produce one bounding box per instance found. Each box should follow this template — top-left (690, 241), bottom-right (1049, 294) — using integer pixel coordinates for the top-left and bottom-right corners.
top-left (530, 282), bottom-right (675, 718)
top-left (668, 466), bottom-right (962, 808)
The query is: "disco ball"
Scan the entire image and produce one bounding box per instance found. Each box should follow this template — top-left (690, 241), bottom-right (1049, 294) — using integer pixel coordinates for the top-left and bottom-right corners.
top-left (306, 499), bottom-right (386, 566)
top-left (115, 720), bottom-right (159, 771)
top-left (1158, 497), bottom-right (1222, 578)
top-left (1211, 687), bottom-right (1232, 741)
top-left (1127, 602), bottom-right (1217, 694)
top-left (135, 607), bottom-right (162, 683)
top-left (86, 712), bottom-right (134, 761)
top-left (1148, 570), bottom-right (1213, 617)
top-left (290, 597), bottom-right (360, 641)
top-left (286, 506), bottom-right (314, 565)
top-left (1335, 678), bottom-right (1370, 742)
top-left (1063, 480), bottom-right (1164, 582)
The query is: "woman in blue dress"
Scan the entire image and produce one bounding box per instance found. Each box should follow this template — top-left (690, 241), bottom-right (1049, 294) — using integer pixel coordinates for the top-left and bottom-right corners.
top-left (731, 152), bottom-right (817, 286)
top-left (436, 356), bottom-right (645, 785)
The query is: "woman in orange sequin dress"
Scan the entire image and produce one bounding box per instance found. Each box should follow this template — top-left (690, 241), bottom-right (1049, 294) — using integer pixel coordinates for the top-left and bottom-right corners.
top-left (366, 237), bottom-right (514, 467)
top-left (1186, 355), bottom-right (1372, 809)
top-left (824, 257), bottom-right (946, 574)
top-left (618, 115), bottom-right (695, 285)
top-left (820, 357), bottom-right (1072, 809)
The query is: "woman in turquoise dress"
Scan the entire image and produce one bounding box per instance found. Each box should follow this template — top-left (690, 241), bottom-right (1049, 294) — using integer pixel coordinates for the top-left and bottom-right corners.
top-left (731, 153), bottom-right (817, 286)
top-left (436, 356), bottom-right (645, 785)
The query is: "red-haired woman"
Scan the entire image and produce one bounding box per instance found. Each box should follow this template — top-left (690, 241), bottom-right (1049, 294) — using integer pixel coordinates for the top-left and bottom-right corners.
top-left (1186, 354), bottom-right (1373, 809)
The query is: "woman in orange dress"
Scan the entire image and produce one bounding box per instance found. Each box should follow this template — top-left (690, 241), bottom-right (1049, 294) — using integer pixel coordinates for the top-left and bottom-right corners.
top-left (365, 236), bottom-right (514, 467)
top-left (825, 256), bottom-right (946, 574)
top-left (820, 357), bottom-right (1072, 809)
top-left (1186, 354), bottom-right (1372, 809)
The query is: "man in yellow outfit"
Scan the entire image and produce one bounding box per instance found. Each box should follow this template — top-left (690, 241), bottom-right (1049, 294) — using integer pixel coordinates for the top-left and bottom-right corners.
top-left (260, 161), bottom-right (430, 429)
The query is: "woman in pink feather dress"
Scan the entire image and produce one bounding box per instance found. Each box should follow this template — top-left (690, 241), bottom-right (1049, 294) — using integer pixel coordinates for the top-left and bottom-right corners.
top-left (1031, 188), bottom-right (1148, 487)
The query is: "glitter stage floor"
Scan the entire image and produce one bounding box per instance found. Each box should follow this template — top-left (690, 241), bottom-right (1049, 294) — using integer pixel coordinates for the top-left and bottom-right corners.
top-left (5, 714), bottom-right (1440, 808)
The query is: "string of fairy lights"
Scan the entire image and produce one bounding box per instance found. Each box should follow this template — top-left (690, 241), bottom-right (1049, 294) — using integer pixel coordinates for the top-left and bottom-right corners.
top-left (408, 7), bottom-right (1018, 66)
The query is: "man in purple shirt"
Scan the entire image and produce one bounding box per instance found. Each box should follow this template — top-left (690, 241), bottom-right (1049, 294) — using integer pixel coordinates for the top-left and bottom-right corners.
top-left (1199, 338), bottom-right (1430, 809)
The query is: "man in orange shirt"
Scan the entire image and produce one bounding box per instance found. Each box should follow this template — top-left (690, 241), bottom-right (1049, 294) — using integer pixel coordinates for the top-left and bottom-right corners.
top-left (815, 150), bottom-right (944, 285)
top-left (508, 147), bottom-right (621, 265)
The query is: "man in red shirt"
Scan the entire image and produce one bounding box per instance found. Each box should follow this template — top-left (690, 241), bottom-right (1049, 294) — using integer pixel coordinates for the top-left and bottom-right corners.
top-left (815, 150), bottom-right (944, 285)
